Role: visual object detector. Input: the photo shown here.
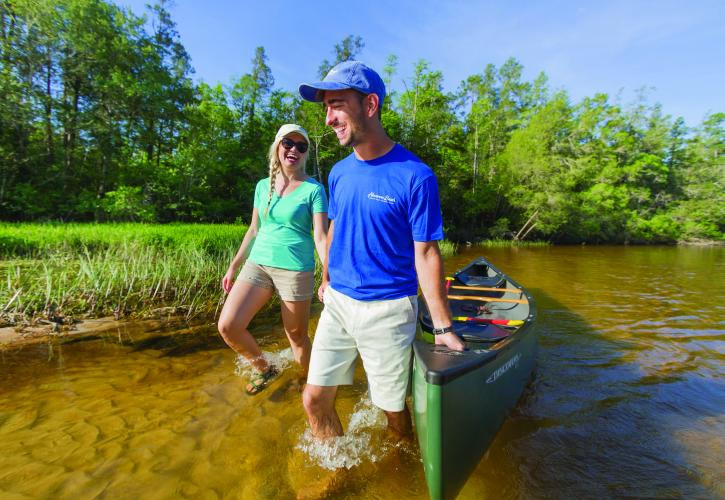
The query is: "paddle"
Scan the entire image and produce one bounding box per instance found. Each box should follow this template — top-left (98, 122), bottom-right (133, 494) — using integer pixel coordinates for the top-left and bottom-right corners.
top-left (451, 317), bottom-right (524, 326)
top-left (445, 277), bottom-right (522, 294)
top-left (447, 294), bottom-right (528, 304)
top-left (448, 285), bottom-right (522, 293)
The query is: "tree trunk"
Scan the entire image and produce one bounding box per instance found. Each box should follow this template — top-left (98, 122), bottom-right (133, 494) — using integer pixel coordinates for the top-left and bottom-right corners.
top-left (64, 77), bottom-right (79, 177)
top-left (156, 122), bottom-right (162, 169)
top-left (44, 51), bottom-right (54, 163)
top-left (146, 118), bottom-right (155, 162)
top-left (96, 153), bottom-right (108, 221)
top-left (472, 122), bottom-right (479, 193)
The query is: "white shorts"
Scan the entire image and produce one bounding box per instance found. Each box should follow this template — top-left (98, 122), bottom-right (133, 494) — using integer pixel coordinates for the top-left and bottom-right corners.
top-left (307, 286), bottom-right (418, 412)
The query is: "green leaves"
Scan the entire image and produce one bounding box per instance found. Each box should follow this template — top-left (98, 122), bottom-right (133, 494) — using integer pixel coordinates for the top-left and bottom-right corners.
top-left (0, 8), bottom-right (721, 243)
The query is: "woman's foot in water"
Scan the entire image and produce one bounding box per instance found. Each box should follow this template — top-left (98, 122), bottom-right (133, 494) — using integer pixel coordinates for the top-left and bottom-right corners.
top-left (245, 365), bottom-right (279, 395)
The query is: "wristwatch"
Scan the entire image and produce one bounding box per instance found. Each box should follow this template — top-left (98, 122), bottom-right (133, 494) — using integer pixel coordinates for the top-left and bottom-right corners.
top-left (431, 325), bottom-right (455, 335)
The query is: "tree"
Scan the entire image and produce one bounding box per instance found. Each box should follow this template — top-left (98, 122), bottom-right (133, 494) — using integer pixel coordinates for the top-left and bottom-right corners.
top-left (231, 46), bottom-right (274, 146)
top-left (317, 35), bottom-right (364, 78)
top-left (670, 113), bottom-right (725, 240)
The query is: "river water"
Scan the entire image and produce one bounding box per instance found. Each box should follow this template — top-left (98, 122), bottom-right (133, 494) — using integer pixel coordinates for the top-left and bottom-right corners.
top-left (1, 246), bottom-right (723, 499)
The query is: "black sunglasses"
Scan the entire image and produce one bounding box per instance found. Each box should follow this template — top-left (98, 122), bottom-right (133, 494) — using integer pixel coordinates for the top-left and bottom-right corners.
top-left (280, 137), bottom-right (308, 153)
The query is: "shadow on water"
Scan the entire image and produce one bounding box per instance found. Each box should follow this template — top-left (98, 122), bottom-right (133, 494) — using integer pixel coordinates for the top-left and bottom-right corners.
top-left (60, 334), bottom-right (105, 345)
top-left (130, 331), bottom-right (226, 357)
top-left (461, 287), bottom-right (721, 499)
top-left (126, 309), bottom-right (290, 358)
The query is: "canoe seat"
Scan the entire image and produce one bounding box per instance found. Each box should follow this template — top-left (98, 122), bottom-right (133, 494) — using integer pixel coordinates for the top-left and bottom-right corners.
top-left (456, 274), bottom-right (506, 289)
top-left (455, 322), bottom-right (511, 343)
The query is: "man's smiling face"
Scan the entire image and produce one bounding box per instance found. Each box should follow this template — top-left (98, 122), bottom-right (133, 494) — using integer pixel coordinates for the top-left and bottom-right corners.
top-left (322, 89), bottom-right (370, 148)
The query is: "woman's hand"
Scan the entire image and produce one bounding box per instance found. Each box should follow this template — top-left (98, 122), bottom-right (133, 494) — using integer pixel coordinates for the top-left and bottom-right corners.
top-left (222, 268), bottom-right (236, 294)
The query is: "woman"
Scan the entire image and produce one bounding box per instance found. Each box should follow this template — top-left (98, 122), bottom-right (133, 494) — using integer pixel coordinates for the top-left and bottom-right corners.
top-left (218, 124), bottom-right (328, 395)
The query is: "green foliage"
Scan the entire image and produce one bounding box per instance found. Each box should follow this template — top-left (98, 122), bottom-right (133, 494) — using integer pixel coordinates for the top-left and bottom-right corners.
top-left (102, 186), bottom-right (155, 222)
top-left (0, 4), bottom-right (722, 244)
top-left (489, 218), bottom-right (511, 239)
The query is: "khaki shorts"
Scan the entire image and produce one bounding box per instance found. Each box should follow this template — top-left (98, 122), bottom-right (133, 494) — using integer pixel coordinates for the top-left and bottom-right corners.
top-left (238, 260), bottom-right (314, 301)
top-left (307, 286), bottom-right (418, 412)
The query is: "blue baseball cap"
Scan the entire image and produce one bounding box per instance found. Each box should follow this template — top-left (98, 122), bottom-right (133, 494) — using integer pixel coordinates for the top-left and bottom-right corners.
top-left (299, 60), bottom-right (386, 107)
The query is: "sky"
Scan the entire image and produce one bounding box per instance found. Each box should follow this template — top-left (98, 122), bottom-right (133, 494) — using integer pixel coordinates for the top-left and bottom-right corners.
top-left (113, 0), bottom-right (725, 126)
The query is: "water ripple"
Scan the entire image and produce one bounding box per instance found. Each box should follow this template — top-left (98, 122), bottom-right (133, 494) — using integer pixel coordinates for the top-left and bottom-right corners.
top-left (296, 397), bottom-right (388, 470)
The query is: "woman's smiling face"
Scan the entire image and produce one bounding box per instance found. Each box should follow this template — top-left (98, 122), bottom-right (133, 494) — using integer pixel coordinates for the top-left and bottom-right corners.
top-left (278, 132), bottom-right (308, 169)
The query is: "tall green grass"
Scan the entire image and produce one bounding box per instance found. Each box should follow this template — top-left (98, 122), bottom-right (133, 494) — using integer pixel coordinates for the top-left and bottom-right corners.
top-left (438, 239), bottom-right (458, 258)
top-left (478, 239), bottom-right (550, 248)
top-left (1, 224), bottom-right (244, 323)
top-left (2, 244), bottom-right (232, 321)
top-left (0, 222), bottom-right (243, 257)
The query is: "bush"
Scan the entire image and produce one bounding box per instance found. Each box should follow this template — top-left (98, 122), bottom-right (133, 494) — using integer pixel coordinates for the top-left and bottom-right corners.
top-left (103, 187), bottom-right (156, 222)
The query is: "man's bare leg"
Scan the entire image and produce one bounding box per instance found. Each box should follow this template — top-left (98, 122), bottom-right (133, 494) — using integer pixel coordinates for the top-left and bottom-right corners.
top-left (384, 404), bottom-right (413, 441)
top-left (302, 384), bottom-right (343, 438)
top-left (297, 384), bottom-right (356, 499)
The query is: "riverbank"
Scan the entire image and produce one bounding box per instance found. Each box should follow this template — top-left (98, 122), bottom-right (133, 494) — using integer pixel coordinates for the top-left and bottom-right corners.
top-left (678, 238), bottom-right (725, 246)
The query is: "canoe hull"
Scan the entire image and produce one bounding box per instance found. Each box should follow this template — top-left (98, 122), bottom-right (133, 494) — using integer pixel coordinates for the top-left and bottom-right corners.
top-left (413, 328), bottom-right (537, 499)
top-left (413, 258), bottom-right (538, 499)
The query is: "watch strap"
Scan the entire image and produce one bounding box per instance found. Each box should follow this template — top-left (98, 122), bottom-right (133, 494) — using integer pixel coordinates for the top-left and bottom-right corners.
top-left (431, 325), bottom-right (454, 335)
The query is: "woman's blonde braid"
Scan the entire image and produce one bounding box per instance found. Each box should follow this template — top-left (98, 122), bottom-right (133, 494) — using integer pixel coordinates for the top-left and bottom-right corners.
top-left (264, 157), bottom-right (280, 219)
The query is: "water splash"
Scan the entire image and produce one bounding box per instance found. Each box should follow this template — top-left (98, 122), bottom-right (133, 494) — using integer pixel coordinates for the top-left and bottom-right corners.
top-left (234, 347), bottom-right (295, 377)
top-left (296, 396), bottom-right (389, 470)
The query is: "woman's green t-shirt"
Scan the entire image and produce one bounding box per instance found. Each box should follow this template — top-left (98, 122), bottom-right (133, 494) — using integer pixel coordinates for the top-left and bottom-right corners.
top-left (248, 177), bottom-right (328, 272)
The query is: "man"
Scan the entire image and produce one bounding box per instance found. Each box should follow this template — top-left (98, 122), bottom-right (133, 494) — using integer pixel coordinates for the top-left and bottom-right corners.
top-left (298, 60), bottom-right (464, 440)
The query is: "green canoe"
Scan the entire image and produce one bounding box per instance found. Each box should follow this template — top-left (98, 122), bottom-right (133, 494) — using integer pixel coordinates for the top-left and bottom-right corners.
top-left (413, 257), bottom-right (538, 500)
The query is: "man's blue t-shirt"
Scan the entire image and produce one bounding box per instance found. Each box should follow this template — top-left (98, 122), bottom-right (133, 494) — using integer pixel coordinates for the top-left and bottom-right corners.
top-left (327, 143), bottom-right (444, 301)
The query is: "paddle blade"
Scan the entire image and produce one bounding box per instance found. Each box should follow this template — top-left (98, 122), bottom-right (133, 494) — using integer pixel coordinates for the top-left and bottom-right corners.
top-left (451, 317), bottom-right (524, 326)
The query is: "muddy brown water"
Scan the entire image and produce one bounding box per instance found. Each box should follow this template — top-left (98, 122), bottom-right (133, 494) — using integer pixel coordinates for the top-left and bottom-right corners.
top-left (1, 246), bottom-right (723, 498)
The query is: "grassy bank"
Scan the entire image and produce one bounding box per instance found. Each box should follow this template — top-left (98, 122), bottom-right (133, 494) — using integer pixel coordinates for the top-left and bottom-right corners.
top-left (1, 223), bottom-right (459, 325)
top-left (478, 239), bottom-right (551, 248)
top-left (438, 239), bottom-right (458, 257)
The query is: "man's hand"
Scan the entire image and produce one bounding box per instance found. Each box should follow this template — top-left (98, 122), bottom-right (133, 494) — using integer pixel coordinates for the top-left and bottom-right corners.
top-left (414, 241), bottom-right (465, 352)
top-left (435, 331), bottom-right (465, 351)
top-left (318, 279), bottom-right (329, 302)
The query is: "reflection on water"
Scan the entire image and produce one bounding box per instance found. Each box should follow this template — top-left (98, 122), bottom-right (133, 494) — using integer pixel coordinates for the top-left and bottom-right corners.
top-left (1, 246), bottom-right (723, 498)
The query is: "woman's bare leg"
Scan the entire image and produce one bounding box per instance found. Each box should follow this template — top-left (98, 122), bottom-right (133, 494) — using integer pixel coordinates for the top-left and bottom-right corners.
top-left (280, 298), bottom-right (312, 376)
top-left (217, 280), bottom-right (274, 372)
